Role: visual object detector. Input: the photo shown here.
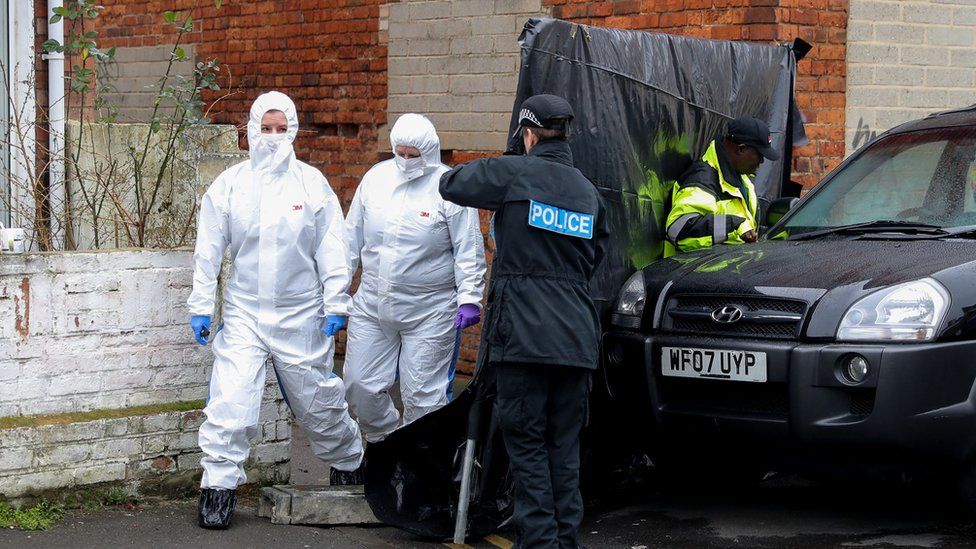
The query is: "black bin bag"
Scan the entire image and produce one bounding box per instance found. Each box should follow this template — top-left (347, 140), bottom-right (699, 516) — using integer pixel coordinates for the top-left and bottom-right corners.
top-left (364, 361), bottom-right (511, 539)
top-left (364, 17), bottom-right (806, 540)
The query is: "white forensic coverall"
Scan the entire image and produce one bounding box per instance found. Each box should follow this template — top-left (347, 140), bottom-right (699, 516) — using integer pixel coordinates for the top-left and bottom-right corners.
top-left (188, 91), bottom-right (363, 489)
top-left (344, 113), bottom-right (486, 442)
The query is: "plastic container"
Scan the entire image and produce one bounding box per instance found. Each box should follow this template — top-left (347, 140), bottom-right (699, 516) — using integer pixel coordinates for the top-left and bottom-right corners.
top-left (1, 228), bottom-right (26, 253)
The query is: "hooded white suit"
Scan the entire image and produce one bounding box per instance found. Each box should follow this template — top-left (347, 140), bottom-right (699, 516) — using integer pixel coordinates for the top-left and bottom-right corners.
top-left (344, 114), bottom-right (487, 442)
top-left (188, 91), bottom-right (363, 489)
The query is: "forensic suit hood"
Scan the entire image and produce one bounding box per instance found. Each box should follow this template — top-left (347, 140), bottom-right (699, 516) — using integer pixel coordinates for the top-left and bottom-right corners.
top-left (389, 113), bottom-right (442, 179)
top-left (247, 91), bottom-right (299, 173)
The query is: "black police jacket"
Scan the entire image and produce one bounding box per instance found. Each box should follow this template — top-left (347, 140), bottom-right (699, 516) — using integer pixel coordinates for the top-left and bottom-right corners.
top-left (439, 140), bottom-right (609, 369)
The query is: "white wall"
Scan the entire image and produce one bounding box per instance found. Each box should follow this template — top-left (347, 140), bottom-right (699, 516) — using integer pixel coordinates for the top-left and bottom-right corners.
top-left (0, 250), bottom-right (290, 497)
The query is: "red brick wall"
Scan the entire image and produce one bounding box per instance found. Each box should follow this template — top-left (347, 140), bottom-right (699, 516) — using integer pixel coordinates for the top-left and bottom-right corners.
top-left (542, 0), bottom-right (850, 188)
top-left (87, 1), bottom-right (848, 195)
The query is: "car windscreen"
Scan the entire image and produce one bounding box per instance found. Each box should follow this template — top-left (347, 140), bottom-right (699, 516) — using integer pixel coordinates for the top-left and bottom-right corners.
top-left (782, 126), bottom-right (976, 236)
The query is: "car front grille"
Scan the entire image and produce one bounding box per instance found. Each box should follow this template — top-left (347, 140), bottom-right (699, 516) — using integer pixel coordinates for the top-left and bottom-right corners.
top-left (657, 377), bottom-right (789, 418)
top-left (662, 294), bottom-right (807, 340)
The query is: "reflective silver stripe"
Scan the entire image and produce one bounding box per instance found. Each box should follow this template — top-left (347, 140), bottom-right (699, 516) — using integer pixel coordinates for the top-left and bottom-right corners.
top-left (666, 213), bottom-right (699, 244)
top-left (713, 214), bottom-right (728, 245)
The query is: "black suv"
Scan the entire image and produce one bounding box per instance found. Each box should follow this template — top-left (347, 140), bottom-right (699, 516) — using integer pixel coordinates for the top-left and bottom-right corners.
top-left (603, 106), bottom-right (976, 507)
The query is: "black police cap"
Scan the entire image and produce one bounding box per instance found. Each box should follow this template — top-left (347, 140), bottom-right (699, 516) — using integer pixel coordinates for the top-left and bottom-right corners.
top-left (513, 94), bottom-right (574, 137)
top-left (727, 116), bottom-right (781, 161)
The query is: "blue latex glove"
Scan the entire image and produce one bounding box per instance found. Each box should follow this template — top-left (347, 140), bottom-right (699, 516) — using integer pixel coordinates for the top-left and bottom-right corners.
top-left (190, 315), bottom-right (211, 346)
top-left (454, 303), bottom-right (481, 329)
top-left (323, 315), bottom-right (347, 336)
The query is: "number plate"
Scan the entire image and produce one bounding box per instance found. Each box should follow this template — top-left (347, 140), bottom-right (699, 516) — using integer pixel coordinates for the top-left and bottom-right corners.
top-left (661, 346), bottom-right (767, 382)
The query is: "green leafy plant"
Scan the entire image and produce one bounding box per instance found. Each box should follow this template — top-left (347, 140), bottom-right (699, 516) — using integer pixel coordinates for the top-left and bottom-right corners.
top-left (102, 486), bottom-right (137, 506)
top-left (125, 10), bottom-right (223, 247)
top-left (34, 1), bottom-right (227, 249)
top-left (41, 1), bottom-right (117, 250)
top-left (0, 501), bottom-right (64, 531)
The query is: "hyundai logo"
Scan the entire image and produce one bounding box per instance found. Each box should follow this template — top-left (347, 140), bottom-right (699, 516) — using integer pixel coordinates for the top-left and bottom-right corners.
top-left (711, 305), bottom-right (744, 324)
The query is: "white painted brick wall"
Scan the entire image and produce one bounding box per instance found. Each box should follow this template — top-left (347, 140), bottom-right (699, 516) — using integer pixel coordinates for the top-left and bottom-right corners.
top-left (0, 401), bottom-right (290, 497)
top-left (0, 250), bottom-right (216, 416)
top-left (0, 249), bottom-right (291, 497)
top-left (846, 0), bottom-right (976, 153)
top-left (385, 0), bottom-right (551, 152)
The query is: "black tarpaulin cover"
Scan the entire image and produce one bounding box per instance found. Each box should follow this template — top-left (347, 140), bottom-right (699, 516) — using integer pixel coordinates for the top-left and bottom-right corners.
top-left (364, 18), bottom-right (805, 540)
top-left (506, 19), bottom-right (803, 312)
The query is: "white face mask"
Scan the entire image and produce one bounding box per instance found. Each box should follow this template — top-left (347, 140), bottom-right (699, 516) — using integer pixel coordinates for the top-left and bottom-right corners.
top-left (394, 155), bottom-right (425, 179)
top-left (251, 132), bottom-right (293, 172)
top-left (261, 132), bottom-right (289, 153)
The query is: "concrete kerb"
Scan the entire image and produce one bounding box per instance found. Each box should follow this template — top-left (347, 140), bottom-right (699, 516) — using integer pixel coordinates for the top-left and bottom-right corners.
top-left (257, 485), bottom-right (380, 526)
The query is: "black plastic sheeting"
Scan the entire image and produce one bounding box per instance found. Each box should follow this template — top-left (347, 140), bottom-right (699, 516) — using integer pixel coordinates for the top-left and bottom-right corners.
top-left (364, 18), bottom-right (806, 540)
top-left (506, 18), bottom-right (805, 313)
top-left (364, 360), bottom-right (511, 539)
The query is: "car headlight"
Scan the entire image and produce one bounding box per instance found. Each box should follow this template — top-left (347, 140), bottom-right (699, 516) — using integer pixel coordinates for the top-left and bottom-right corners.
top-left (611, 270), bottom-right (646, 329)
top-left (837, 278), bottom-right (950, 342)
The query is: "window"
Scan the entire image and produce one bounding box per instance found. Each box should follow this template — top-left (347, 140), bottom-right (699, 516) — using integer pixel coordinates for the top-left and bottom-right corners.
top-left (785, 127), bottom-right (976, 232)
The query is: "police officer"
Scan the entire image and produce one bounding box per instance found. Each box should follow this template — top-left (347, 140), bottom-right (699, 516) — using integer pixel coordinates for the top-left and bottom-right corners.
top-left (440, 94), bottom-right (609, 548)
top-left (664, 116), bottom-right (780, 256)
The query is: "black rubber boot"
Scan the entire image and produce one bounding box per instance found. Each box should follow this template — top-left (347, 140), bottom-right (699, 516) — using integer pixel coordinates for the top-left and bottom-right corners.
top-left (329, 464), bottom-right (364, 486)
top-left (198, 488), bottom-right (237, 529)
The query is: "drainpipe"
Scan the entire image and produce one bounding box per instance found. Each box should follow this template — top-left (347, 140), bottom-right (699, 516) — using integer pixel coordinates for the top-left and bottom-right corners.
top-left (46, 0), bottom-right (66, 249)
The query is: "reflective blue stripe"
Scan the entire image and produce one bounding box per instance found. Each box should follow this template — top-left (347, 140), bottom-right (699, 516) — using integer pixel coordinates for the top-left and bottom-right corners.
top-left (527, 200), bottom-right (594, 239)
top-left (447, 327), bottom-right (462, 401)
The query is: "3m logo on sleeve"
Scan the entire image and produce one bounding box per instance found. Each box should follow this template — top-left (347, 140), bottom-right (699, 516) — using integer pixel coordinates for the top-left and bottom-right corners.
top-left (528, 200), bottom-right (594, 239)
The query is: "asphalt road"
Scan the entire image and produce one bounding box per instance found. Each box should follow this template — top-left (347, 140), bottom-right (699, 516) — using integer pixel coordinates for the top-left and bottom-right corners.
top-left (3, 474), bottom-right (976, 549)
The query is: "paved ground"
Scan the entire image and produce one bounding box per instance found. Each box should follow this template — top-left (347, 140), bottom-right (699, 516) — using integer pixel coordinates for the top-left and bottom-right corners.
top-left (5, 374), bottom-right (976, 547)
top-left (3, 475), bottom-right (976, 548)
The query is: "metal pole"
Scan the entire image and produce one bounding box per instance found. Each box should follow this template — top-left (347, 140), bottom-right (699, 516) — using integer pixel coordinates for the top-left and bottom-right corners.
top-left (452, 437), bottom-right (477, 543)
top-left (453, 327), bottom-right (495, 544)
top-left (46, 0), bottom-right (66, 249)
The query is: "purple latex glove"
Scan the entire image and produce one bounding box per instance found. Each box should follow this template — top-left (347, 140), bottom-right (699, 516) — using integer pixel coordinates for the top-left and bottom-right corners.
top-left (454, 303), bottom-right (481, 329)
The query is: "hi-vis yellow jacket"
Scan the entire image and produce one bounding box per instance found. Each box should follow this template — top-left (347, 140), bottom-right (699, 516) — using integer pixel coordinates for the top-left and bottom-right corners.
top-left (663, 141), bottom-right (758, 257)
